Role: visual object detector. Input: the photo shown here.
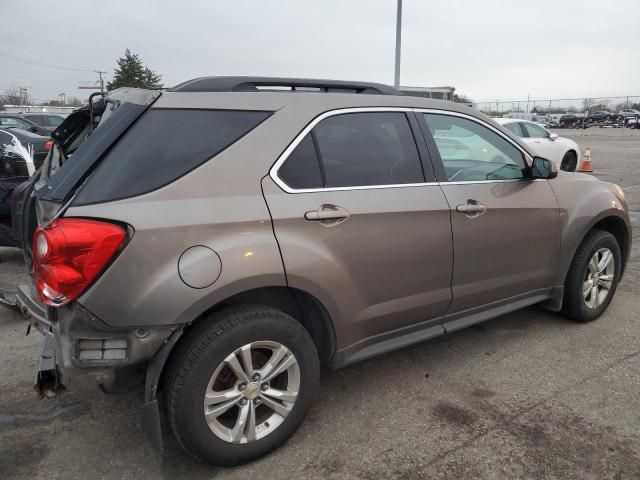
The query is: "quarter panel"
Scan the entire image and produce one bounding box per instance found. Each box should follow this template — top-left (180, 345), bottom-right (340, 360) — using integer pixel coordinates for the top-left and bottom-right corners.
top-left (67, 195), bottom-right (285, 327)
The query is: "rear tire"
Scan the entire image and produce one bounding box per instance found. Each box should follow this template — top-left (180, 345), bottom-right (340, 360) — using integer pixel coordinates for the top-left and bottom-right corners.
top-left (560, 151), bottom-right (577, 172)
top-left (561, 230), bottom-right (621, 322)
top-left (164, 305), bottom-right (320, 466)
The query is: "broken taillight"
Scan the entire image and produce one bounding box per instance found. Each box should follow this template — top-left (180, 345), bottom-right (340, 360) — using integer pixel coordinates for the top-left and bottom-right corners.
top-left (33, 218), bottom-right (126, 306)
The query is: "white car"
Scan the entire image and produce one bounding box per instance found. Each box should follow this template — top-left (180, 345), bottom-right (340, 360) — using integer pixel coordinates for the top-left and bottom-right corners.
top-left (494, 118), bottom-right (581, 172)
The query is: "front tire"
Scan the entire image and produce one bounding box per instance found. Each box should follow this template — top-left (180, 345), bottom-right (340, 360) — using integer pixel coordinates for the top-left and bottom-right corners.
top-left (562, 230), bottom-right (621, 322)
top-left (164, 305), bottom-right (320, 466)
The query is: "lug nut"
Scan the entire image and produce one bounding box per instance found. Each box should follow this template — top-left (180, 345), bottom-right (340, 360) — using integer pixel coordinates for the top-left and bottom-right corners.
top-left (255, 398), bottom-right (261, 405)
top-left (261, 384), bottom-right (269, 391)
top-left (238, 383), bottom-right (247, 391)
top-left (239, 398), bottom-right (247, 406)
top-left (252, 373), bottom-right (261, 381)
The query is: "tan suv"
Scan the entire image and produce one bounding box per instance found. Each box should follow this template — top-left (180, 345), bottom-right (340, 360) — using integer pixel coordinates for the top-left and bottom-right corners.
top-left (5, 78), bottom-right (631, 466)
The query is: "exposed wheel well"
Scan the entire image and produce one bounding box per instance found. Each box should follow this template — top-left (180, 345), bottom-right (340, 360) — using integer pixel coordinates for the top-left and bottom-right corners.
top-left (591, 216), bottom-right (630, 276)
top-left (562, 150), bottom-right (578, 172)
top-left (189, 287), bottom-right (336, 363)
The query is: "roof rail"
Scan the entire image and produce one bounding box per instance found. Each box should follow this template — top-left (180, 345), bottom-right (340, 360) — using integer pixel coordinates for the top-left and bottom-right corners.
top-left (169, 76), bottom-right (400, 96)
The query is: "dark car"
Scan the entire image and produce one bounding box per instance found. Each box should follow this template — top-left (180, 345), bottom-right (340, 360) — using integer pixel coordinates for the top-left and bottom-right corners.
top-left (21, 113), bottom-right (66, 131)
top-left (587, 111), bottom-right (613, 123)
top-left (0, 114), bottom-right (51, 136)
top-left (558, 114), bottom-right (581, 127)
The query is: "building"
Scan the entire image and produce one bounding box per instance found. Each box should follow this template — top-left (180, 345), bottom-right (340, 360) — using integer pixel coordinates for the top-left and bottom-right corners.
top-left (399, 85), bottom-right (456, 101)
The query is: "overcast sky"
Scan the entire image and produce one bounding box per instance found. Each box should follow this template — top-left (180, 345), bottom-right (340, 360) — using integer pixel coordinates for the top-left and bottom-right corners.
top-left (1, 0), bottom-right (638, 103)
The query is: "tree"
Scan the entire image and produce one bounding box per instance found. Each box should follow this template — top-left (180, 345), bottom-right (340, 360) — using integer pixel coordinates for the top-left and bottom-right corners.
top-left (453, 94), bottom-right (474, 106)
top-left (2, 87), bottom-right (27, 105)
top-left (106, 49), bottom-right (163, 90)
top-left (66, 97), bottom-right (83, 107)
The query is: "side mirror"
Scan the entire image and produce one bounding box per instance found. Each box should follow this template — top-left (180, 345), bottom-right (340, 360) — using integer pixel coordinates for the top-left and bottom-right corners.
top-left (531, 156), bottom-right (558, 179)
top-left (549, 133), bottom-right (559, 141)
top-left (30, 126), bottom-right (38, 133)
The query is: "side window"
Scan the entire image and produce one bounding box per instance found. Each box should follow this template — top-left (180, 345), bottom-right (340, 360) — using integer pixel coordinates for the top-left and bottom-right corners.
top-left (522, 122), bottom-right (549, 139)
top-left (313, 112), bottom-right (424, 188)
top-left (25, 115), bottom-right (43, 125)
top-left (45, 116), bottom-right (64, 127)
top-left (423, 113), bottom-right (526, 182)
top-left (16, 118), bottom-right (34, 130)
top-left (502, 122), bottom-right (524, 137)
top-left (278, 134), bottom-right (324, 189)
top-left (0, 118), bottom-right (19, 128)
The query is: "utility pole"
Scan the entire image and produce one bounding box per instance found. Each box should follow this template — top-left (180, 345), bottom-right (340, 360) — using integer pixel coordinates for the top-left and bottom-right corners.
top-left (394, 0), bottom-right (402, 89)
top-left (94, 70), bottom-right (106, 94)
top-left (59, 93), bottom-right (66, 109)
top-left (19, 87), bottom-right (28, 110)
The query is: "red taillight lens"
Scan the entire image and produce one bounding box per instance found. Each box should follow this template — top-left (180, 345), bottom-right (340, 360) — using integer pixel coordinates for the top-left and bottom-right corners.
top-left (33, 218), bottom-right (126, 306)
top-left (45, 140), bottom-right (53, 151)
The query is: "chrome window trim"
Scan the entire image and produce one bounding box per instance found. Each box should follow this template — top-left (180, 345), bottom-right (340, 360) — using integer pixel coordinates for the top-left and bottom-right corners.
top-left (269, 107), bottom-right (431, 193)
top-left (269, 107), bottom-right (535, 194)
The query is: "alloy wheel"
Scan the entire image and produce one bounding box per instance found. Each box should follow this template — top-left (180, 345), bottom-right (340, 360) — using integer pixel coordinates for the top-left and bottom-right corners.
top-left (203, 341), bottom-right (300, 444)
top-left (583, 248), bottom-right (615, 309)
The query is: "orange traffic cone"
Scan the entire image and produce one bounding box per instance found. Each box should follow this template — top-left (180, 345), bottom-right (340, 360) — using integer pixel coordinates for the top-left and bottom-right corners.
top-left (578, 147), bottom-right (593, 172)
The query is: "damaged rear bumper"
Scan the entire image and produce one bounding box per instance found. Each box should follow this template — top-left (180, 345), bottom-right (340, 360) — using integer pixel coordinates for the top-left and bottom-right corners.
top-left (2, 283), bottom-right (183, 453)
top-left (5, 284), bottom-right (178, 393)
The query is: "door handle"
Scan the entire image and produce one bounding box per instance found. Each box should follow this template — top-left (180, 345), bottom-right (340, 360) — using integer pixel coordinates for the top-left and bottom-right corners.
top-left (455, 200), bottom-right (487, 218)
top-left (304, 204), bottom-right (350, 225)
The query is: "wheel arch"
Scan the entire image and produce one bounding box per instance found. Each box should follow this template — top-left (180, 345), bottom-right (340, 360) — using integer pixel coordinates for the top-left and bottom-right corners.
top-left (565, 212), bottom-right (631, 282)
top-left (181, 286), bottom-right (337, 364)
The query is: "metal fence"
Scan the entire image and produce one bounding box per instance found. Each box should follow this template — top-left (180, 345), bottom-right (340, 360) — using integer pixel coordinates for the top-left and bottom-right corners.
top-left (467, 96), bottom-right (640, 136)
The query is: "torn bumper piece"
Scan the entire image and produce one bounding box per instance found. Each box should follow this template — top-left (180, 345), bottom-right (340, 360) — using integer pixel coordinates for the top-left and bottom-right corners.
top-left (8, 282), bottom-right (183, 453)
top-left (37, 331), bottom-right (63, 398)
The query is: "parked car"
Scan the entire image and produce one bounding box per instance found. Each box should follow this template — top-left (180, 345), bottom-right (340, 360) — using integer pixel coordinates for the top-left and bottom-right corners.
top-left (0, 113), bottom-right (51, 136)
top-left (495, 118), bottom-right (581, 171)
top-left (3, 78), bottom-right (631, 467)
top-left (0, 130), bottom-right (33, 247)
top-left (617, 109), bottom-right (640, 120)
top-left (20, 112), bottom-right (67, 130)
top-left (587, 111), bottom-right (613, 123)
top-left (558, 114), bottom-right (582, 128)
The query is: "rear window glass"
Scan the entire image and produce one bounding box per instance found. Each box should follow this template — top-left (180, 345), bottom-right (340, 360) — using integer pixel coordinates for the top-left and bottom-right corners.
top-left (74, 109), bottom-right (271, 204)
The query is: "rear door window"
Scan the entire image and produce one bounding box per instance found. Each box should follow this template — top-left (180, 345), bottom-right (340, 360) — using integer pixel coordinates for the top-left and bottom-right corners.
top-left (522, 122), bottom-right (549, 139)
top-left (313, 112), bottom-right (424, 188)
top-left (73, 109), bottom-right (271, 204)
top-left (502, 122), bottom-right (524, 137)
top-left (25, 115), bottom-right (44, 126)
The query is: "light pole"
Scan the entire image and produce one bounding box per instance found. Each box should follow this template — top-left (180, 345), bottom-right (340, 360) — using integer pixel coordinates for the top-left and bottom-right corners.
top-left (59, 93), bottom-right (66, 109)
top-left (394, 0), bottom-right (403, 89)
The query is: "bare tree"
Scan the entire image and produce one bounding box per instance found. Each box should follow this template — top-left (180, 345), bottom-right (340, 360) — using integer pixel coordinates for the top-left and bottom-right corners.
top-left (2, 87), bottom-right (22, 105)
